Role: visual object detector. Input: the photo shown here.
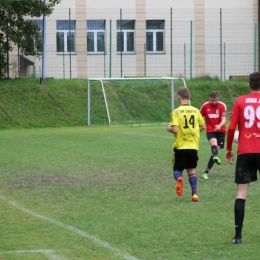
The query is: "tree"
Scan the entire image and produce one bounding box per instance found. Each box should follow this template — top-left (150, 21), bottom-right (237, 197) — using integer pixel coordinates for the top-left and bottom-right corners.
top-left (0, 0), bottom-right (61, 79)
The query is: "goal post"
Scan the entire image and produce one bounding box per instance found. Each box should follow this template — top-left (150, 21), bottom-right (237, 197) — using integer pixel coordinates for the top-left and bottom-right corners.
top-left (87, 77), bottom-right (187, 126)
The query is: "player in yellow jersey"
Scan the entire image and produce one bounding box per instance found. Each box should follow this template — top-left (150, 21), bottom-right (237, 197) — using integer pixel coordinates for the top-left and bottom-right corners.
top-left (167, 87), bottom-right (205, 201)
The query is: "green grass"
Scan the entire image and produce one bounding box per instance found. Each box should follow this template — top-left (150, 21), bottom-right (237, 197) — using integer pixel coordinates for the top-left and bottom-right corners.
top-left (0, 79), bottom-right (88, 129)
top-left (0, 77), bottom-right (250, 129)
top-left (1, 125), bottom-right (260, 260)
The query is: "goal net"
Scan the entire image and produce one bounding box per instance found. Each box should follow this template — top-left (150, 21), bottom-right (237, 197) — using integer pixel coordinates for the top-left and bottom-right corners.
top-left (87, 77), bottom-right (187, 126)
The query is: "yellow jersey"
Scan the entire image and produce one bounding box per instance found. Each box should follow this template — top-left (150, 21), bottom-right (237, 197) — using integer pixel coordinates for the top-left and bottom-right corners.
top-left (170, 105), bottom-right (204, 150)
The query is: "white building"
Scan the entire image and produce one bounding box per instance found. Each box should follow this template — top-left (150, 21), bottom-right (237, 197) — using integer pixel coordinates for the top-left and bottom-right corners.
top-left (11, 0), bottom-right (258, 80)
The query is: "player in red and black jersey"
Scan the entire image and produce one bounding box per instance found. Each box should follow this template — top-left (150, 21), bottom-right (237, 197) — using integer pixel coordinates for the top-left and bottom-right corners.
top-left (200, 91), bottom-right (227, 179)
top-left (226, 71), bottom-right (260, 244)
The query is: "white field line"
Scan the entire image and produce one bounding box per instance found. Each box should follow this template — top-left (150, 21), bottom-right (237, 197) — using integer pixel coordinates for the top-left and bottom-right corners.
top-left (43, 250), bottom-right (67, 260)
top-left (0, 195), bottom-right (139, 260)
top-left (0, 249), bottom-right (66, 260)
top-left (123, 132), bottom-right (208, 142)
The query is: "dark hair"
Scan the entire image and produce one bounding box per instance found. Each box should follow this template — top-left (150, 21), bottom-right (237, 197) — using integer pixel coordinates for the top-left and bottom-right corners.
top-left (209, 91), bottom-right (219, 98)
top-left (178, 86), bottom-right (190, 99)
top-left (249, 72), bottom-right (260, 90)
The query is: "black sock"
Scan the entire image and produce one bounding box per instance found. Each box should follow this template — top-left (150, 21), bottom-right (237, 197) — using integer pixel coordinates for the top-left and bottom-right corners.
top-left (204, 156), bottom-right (214, 173)
top-left (211, 146), bottom-right (218, 156)
top-left (234, 198), bottom-right (246, 239)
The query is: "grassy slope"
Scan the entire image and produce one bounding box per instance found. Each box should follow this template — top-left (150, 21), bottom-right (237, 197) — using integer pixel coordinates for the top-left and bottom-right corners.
top-left (0, 78), bottom-right (249, 129)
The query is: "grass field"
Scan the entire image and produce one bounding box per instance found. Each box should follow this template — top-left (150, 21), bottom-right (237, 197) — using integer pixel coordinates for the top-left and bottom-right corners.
top-left (1, 125), bottom-right (260, 260)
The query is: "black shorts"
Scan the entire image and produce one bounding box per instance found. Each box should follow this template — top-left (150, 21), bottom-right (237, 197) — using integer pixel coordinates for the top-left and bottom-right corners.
top-left (235, 154), bottom-right (260, 184)
top-left (172, 149), bottom-right (198, 171)
top-left (206, 132), bottom-right (226, 149)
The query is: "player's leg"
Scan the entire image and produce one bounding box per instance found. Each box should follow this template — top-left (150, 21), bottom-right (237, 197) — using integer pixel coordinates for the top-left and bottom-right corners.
top-left (232, 154), bottom-right (257, 244)
top-left (185, 150), bottom-right (199, 201)
top-left (187, 168), bottom-right (199, 202)
top-left (202, 156), bottom-right (214, 179)
top-left (211, 132), bottom-right (225, 166)
top-left (172, 149), bottom-right (183, 196)
top-left (216, 132), bottom-right (225, 163)
top-left (209, 136), bottom-right (221, 165)
top-left (202, 133), bottom-right (219, 179)
top-left (233, 184), bottom-right (249, 244)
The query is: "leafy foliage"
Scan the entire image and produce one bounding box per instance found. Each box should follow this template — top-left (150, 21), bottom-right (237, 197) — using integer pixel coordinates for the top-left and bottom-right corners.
top-left (0, 0), bottom-right (61, 79)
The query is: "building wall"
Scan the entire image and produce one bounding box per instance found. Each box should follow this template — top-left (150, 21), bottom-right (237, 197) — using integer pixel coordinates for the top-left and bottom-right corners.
top-left (136, 0), bottom-right (146, 77)
top-left (75, 0), bottom-right (87, 78)
top-left (9, 0), bottom-right (258, 79)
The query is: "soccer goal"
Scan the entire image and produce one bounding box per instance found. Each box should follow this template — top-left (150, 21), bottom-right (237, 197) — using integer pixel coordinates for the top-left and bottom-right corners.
top-left (87, 77), bottom-right (187, 126)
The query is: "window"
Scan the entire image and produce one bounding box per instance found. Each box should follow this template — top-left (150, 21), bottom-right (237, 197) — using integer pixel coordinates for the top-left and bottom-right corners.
top-left (146, 20), bottom-right (164, 53)
top-left (56, 20), bottom-right (76, 54)
top-left (117, 20), bottom-right (135, 53)
top-left (26, 20), bottom-right (43, 52)
top-left (87, 20), bottom-right (105, 53)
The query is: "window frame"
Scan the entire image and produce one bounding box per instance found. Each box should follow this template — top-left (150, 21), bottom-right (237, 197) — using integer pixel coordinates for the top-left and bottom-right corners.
top-left (87, 20), bottom-right (106, 54)
top-left (116, 20), bottom-right (135, 54)
top-left (146, 20), bottom-right (165, 53)
top-left (56, 20), bottom-right (76, 54)
top-left (26, 19), bottom-right (43, 53)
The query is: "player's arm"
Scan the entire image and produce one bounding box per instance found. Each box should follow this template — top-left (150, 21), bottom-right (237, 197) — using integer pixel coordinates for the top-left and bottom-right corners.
top-left (167, 125), bottom-right (178, 133)
top-left (219, 115), bottom-right (226, 127)
top-left (198, 112), bottom-right (206, 132)
top-left (215, 116), bottom-right (226, 131)
top-left (200, 124), bottom-right (206, 132)
top-left (199, 106), bottom-right (204, 117)
top-left (167, 111), bottom-right (179, 133)
top-left (226, 121), bottom-right (236, 150)
top-left (215, 107), bottom-right (226, 130)
top-left (225, 121), bottom-right (236, 164)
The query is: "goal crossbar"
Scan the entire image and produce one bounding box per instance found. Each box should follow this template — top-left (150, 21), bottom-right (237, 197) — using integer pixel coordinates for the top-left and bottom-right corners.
top-left (87, 77), bottom-right (187, 126)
